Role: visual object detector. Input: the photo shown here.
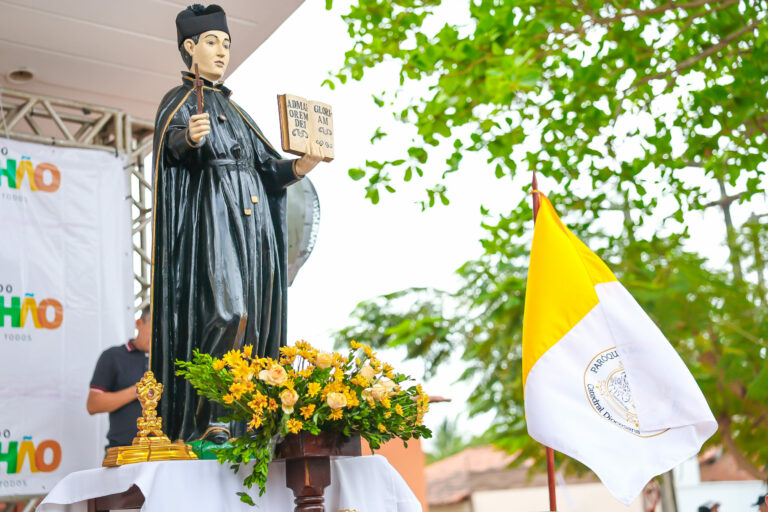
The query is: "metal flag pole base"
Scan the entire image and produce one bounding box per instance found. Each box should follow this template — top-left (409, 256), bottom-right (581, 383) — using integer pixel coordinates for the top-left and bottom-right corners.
top-left (102, 371), bottom-right (198, 467)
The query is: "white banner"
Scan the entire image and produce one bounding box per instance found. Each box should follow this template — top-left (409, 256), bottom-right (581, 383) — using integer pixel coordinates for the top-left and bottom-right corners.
top-left (0, 137), bottom-right (133, 497)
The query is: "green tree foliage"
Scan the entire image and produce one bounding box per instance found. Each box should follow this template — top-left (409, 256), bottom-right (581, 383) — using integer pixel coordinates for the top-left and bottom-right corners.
top-left (327, 0), bottom-right (768, 478)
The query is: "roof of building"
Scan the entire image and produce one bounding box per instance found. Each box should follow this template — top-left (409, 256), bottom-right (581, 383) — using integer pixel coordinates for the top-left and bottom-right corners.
top-left (0, 0), bottom-right (304, 120)
top-left (424, 446), bottom-right (593, 506)
top-left (426, 444), bottom-right (756, 506)
top-left (699, 446), bottom-right (758, 482)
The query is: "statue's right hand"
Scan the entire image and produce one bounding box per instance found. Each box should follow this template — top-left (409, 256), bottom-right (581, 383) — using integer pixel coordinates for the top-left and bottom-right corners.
top-left (188, 113), bottom-right (210, 143)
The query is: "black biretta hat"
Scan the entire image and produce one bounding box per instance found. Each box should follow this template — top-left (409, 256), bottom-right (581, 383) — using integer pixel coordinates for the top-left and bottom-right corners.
top-left (176, 4), bottom-right (230, 47)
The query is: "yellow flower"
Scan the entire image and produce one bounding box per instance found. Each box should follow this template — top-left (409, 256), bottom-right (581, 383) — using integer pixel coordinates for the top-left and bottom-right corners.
top-left (362, 344), bottom-right (374, 358)
top-left (345, 390), bottom-right (360, 408)
top-left (259, 364), bottom-right (288, 386)
top-left (248, 414), bottom-right (263, 430)
top-left (328, 409), bottom-right (343, 420)
top-left (242, 345), bottom-right (253, 358)
top-left (298, 367), bottom-right (314, 379)
top-left (223, 394), bottom-right (235, 404)
top-left (222, 349), bottom-right (243, 367)
top-left (286, 418), bottom-right (303, 434)
top-left (315, 352), bottom-right (333, 369)
top-left (248, 392), bottom-right (268, 411)
top-left (378, 422), bottom-right (386, 433)
top-left (279, 345), bottom-right (298, 365)
top-left (351, 375), bottom-right (369, 388)
top-left (326, 392), bottom-right (347, 410)
top-left (322, 380), bottom-right (344, 399)
top-left (268, 398), bottom-right (278, 412)
top-left (230, 361), bottom-right (252, 382)
top-left (212, 360), bottom-right (226, 371)
top-left (300, 404), bottom-right (316, 419)
top-left (229, 381), bottom-right (248, 400)
top-left (295, 340), bottom-right (313, 351)
top-left (350, 340), bottom-right (362, 349)
top-left (381, 396), bottom-right (391, 409)
top-left (307, 382), bottom-right (321, 397)
top-left (280, 388), bottom-right (299, 414)
top-left (395, 404), bottom-right (404, 416)
top-left (384, 411), bottom-right (392, 419)
top-left (331, 353), bottom-right (348, 368)
top-left (299, 347), bottom-right (317, 361)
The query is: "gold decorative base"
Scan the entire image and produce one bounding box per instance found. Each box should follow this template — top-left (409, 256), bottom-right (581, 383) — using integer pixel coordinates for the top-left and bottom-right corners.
top-left (103, 436), bottom-right (198, 466)
top-left (102, 370), bottom-right (198, 466)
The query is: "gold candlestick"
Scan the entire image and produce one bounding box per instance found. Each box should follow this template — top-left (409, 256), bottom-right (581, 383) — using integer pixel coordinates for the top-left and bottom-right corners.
top-left (103, 371), bottom-right (198, 466)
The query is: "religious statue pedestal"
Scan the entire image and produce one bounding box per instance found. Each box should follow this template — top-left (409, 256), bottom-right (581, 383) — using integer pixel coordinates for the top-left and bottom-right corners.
top-left (276, 431), bottom-right (362, 512)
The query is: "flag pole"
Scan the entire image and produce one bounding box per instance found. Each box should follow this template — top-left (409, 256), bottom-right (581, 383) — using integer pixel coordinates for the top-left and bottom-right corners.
top-left (531, 170), bottom-right (557, 512)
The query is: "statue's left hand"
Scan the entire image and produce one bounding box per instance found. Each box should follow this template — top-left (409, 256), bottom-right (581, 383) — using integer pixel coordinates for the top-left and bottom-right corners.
top-left (295, 153), bottom-right (323, 177)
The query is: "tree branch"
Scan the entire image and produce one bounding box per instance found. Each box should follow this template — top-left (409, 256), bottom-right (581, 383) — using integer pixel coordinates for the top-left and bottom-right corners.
top-left (632, 16), bottom-right (763, 88)
top-left (537, 0), bottom-right (728, 39)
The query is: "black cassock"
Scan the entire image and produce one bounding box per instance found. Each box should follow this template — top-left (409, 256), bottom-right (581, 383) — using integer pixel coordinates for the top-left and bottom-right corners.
top-left (150, 72), bottom-right (302, 442)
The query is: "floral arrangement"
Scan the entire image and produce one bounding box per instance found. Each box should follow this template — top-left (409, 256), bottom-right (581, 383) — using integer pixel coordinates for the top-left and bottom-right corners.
top-left (176, 340), bottom-right (432, 505)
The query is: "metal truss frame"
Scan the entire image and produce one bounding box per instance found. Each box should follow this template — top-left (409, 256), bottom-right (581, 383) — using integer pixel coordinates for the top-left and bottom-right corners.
top-left (0, 86), bottom-right (154, 313)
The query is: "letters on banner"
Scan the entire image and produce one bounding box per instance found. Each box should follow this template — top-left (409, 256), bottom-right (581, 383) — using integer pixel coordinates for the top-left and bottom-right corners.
top-left (0, 137), bottom-right (133, 497)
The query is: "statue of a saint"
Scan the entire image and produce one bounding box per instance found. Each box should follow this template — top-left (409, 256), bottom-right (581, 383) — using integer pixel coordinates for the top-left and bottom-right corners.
top-left (150, 4), bottom-right (322, 444)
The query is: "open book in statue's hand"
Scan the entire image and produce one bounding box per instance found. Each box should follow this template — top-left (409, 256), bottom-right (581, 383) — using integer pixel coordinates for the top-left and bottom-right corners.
top-left (278, 94), bottom-right (335, 162)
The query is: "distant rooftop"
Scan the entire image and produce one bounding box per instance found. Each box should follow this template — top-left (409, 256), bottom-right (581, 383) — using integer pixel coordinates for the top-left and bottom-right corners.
top-left (426, 444), bottom-right (755, 506)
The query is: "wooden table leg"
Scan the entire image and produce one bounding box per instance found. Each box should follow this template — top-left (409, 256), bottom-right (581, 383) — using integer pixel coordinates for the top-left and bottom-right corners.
top-left (86, 484), bottom-right (144, 512)
top-left (285, 457), bottom-right (331, 512)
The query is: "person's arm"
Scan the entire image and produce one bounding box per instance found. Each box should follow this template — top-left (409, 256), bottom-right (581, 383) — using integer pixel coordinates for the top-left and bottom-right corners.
top-left (166, 112), bottom-right (209, 162)
top-left (86, 386), bottom-right (137, 415)
top-left (253, 141), bottom-right (322, 193)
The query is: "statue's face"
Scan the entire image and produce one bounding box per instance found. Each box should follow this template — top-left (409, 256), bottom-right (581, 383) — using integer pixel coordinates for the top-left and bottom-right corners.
top-left (184, 30), bottom-right (230, 82)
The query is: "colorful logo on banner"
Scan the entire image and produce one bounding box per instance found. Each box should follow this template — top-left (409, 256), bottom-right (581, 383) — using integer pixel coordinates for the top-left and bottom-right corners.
top-left (0, 433), bottom-right (62, 474)
top-left (0, 157), bottom-right (61, 193)
top-left (0, 286), bottom-right (63, 330)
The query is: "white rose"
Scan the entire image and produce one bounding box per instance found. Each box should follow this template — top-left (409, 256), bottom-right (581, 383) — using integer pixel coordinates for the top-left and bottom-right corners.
top-left (370, 383), bottom-right (387, 402)
top-left (359, 364), bottom-right (376, 381)
top-left (315, 352), bottom-right (333, 370)
top-left (326, 392), bottom-right (348, 410)
top-left (280, 388), bottom-right (299, 414)
top-left (258, 365), bottom-right (287, 386)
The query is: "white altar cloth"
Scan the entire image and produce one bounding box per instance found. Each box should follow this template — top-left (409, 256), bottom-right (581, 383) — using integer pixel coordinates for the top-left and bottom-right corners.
top-left (37, 455), bottom-right (421, 512)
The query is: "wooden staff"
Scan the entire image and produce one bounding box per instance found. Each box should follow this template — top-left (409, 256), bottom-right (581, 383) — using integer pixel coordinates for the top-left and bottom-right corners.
top-left (194, 63), bottom-right (203, 115)
top-left (531, 170), bottom-right (557, 512)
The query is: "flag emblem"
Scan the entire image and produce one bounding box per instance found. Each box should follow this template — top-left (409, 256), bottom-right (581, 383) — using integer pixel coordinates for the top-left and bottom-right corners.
top-left (584, 347), bottom-right (664, 436)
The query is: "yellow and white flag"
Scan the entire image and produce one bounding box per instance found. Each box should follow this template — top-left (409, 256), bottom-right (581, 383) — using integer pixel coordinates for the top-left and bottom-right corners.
top-left (522, 194), bottom-right (717, 505)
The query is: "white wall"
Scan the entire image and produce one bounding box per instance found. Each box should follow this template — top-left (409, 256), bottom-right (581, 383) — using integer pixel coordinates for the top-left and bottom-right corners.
top-left (471, 483), bottom-right (648, 512)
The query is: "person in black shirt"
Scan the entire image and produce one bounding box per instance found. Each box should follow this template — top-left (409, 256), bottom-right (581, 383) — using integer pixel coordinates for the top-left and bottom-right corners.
top-left (87, 306), bottom-right (150, 448)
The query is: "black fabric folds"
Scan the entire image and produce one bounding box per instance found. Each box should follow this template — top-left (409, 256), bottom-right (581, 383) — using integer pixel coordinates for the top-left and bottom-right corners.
top-left (150, 72), bottom-right (300, 441)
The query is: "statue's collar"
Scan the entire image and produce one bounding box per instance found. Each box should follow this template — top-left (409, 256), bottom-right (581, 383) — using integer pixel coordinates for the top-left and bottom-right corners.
top-left (181, 71), bottom-right (232, 97)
